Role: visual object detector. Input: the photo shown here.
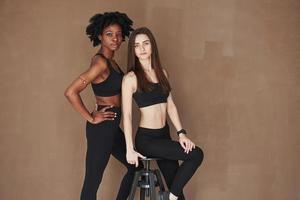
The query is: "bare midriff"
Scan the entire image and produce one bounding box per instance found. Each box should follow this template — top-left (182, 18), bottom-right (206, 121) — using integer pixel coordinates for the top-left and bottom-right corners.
top-left (95, 94), bottom-right (121, 107)
top-left (139, 103), bottom-right (168, 129)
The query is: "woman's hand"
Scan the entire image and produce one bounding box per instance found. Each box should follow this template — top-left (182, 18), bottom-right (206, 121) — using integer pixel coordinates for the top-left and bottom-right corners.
top-left (90, 105), bottom-right (117, 124)
top-left (126, 149), bottom-right (146, 167)
top-left (179, 135), bottom-right (196, 154)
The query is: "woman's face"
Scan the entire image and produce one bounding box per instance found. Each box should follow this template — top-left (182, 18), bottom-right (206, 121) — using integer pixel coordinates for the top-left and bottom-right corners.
top-left (99, 24), bottom-right (123, 51)
top-left (134, 34), bottom-right (152, 60)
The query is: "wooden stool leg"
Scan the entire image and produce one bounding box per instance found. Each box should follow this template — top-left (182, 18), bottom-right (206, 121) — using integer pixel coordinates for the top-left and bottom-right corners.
top-left (128, 171), bottom-right (141, 200)
top-left (154, 169), bottom-right (166, 192)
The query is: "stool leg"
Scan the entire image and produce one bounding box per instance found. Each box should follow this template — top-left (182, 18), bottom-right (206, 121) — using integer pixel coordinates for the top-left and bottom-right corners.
top-left (129, 171), bottom-right (141, 200)
top-left (140, 174), bottom-right (146, 200)
top-left (154, 169), bottom-right (165, 192)
top-left (149, 173), bottom-right (157, 200)
top-left (145, 174), bottom-right (150, 197)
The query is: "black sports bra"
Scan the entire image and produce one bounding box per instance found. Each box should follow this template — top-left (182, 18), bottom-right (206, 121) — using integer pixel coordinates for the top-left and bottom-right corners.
top-left (133, 83), bottom-right (169, 108)
top-left (91, 54), bottom-right (124, 97)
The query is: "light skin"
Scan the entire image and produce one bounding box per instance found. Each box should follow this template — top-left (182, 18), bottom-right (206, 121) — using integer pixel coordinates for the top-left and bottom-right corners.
top-left (64, 24), bottom-right (123, 124)
top-left (122, 34), bottom-right (196, 200)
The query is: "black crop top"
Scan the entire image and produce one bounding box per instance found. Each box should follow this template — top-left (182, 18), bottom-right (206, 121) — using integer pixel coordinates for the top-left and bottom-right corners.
top-left (91, 54), bottom-right (124, 97)
top-left (133, 83), bottom-right (169, 108)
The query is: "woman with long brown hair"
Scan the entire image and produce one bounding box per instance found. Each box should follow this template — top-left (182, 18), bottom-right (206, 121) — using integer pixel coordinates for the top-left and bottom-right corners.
top-left (64, 12), bottom-right (137, 200)
top-left (122, 27), bottom-right (204, 200)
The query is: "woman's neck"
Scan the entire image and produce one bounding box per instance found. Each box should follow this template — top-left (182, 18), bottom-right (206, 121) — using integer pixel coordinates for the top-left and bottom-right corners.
top-left (98, 47), bottom-right (114, 59)
top-left (139, 58), bottom-right (152, 72)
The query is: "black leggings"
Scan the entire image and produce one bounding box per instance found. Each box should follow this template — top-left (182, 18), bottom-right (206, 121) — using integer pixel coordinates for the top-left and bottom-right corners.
top-left (80, 106), bottom-right (136, 200)
top-left (135, 124), bottom-right (204, 199)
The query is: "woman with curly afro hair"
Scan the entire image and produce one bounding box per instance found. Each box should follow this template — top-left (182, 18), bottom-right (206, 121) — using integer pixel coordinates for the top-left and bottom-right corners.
top-left (64, 12), bottom-right (137, 200)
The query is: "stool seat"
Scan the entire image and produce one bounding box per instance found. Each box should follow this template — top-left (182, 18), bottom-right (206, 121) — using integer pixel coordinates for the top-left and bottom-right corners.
top-left (140, 157), bottom-right (161, 161)
top-left (128, 157), bottom-right (166, 200)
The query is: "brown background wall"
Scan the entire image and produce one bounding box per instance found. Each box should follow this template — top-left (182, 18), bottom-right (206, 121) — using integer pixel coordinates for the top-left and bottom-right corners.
top-left (1, 0), bottom-right (299, 199)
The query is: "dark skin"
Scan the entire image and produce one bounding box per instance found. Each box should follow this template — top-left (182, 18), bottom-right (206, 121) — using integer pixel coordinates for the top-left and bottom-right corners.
top-left (64, 24), bottom-right (124, 124)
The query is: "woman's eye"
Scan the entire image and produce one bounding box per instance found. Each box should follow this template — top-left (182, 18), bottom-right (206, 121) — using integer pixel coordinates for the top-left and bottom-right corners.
top-left (106, 32), bottom-right (113, 36)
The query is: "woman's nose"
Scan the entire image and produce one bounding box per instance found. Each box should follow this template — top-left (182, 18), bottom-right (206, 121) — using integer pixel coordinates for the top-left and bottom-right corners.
top-left (112, 35), bottom-right (118, 41)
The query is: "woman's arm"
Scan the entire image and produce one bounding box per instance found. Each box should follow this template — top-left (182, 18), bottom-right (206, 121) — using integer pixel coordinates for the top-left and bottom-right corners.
top-left (163, 68), bottom-right (184, 133)
top-left (164, 69), bottom-right (196, 153)
top-left (122, 72), bottom-right (136, 151)
top-left (122, 72), bottom-right (145, 166)
top-left (64, 56), bottom-right (115, 124)
top-left (167, 93), bottom-right (184, 133)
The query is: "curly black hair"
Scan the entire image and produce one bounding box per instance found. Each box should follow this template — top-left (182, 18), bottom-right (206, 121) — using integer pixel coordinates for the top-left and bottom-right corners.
top-left (86, 11), bottom-right (134, 47)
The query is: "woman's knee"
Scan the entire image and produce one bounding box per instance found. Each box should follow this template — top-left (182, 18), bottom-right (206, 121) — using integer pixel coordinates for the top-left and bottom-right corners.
top-left (191, 146), bottom-right (204, 166)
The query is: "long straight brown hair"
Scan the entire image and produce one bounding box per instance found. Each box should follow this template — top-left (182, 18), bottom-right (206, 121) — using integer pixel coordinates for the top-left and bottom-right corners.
top-left (127, 27), bottom-right (171, 93)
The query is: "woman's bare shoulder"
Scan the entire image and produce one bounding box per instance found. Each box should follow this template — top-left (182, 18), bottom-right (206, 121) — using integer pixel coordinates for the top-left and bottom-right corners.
top-left (123, 71), bottom-right (137, 81)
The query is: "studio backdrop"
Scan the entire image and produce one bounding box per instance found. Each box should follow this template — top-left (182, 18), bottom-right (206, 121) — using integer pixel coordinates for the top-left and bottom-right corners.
top-left (0, 0), bottom-right (299, 200)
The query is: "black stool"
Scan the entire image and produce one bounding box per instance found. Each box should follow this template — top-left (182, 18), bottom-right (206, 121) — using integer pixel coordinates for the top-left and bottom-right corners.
top-left (128, 158), bottom-right (166, 200)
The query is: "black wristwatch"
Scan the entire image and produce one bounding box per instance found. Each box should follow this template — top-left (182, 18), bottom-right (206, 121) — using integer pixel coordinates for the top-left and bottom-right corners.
top-left (177, 129), bottom-right (187, 136)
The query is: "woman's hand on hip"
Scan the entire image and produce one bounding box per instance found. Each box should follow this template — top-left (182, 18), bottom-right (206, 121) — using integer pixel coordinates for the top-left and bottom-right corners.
top-left (90, 105), bottom-right (117, 124)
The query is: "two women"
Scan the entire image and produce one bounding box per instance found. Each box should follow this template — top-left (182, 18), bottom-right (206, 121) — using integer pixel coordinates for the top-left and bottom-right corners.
top-left (64, 12), bottom-right (136, 200)
top-left (65, 12), bottom-right (203, 199)
top-left (122, 27), bottom-right (204, 200)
